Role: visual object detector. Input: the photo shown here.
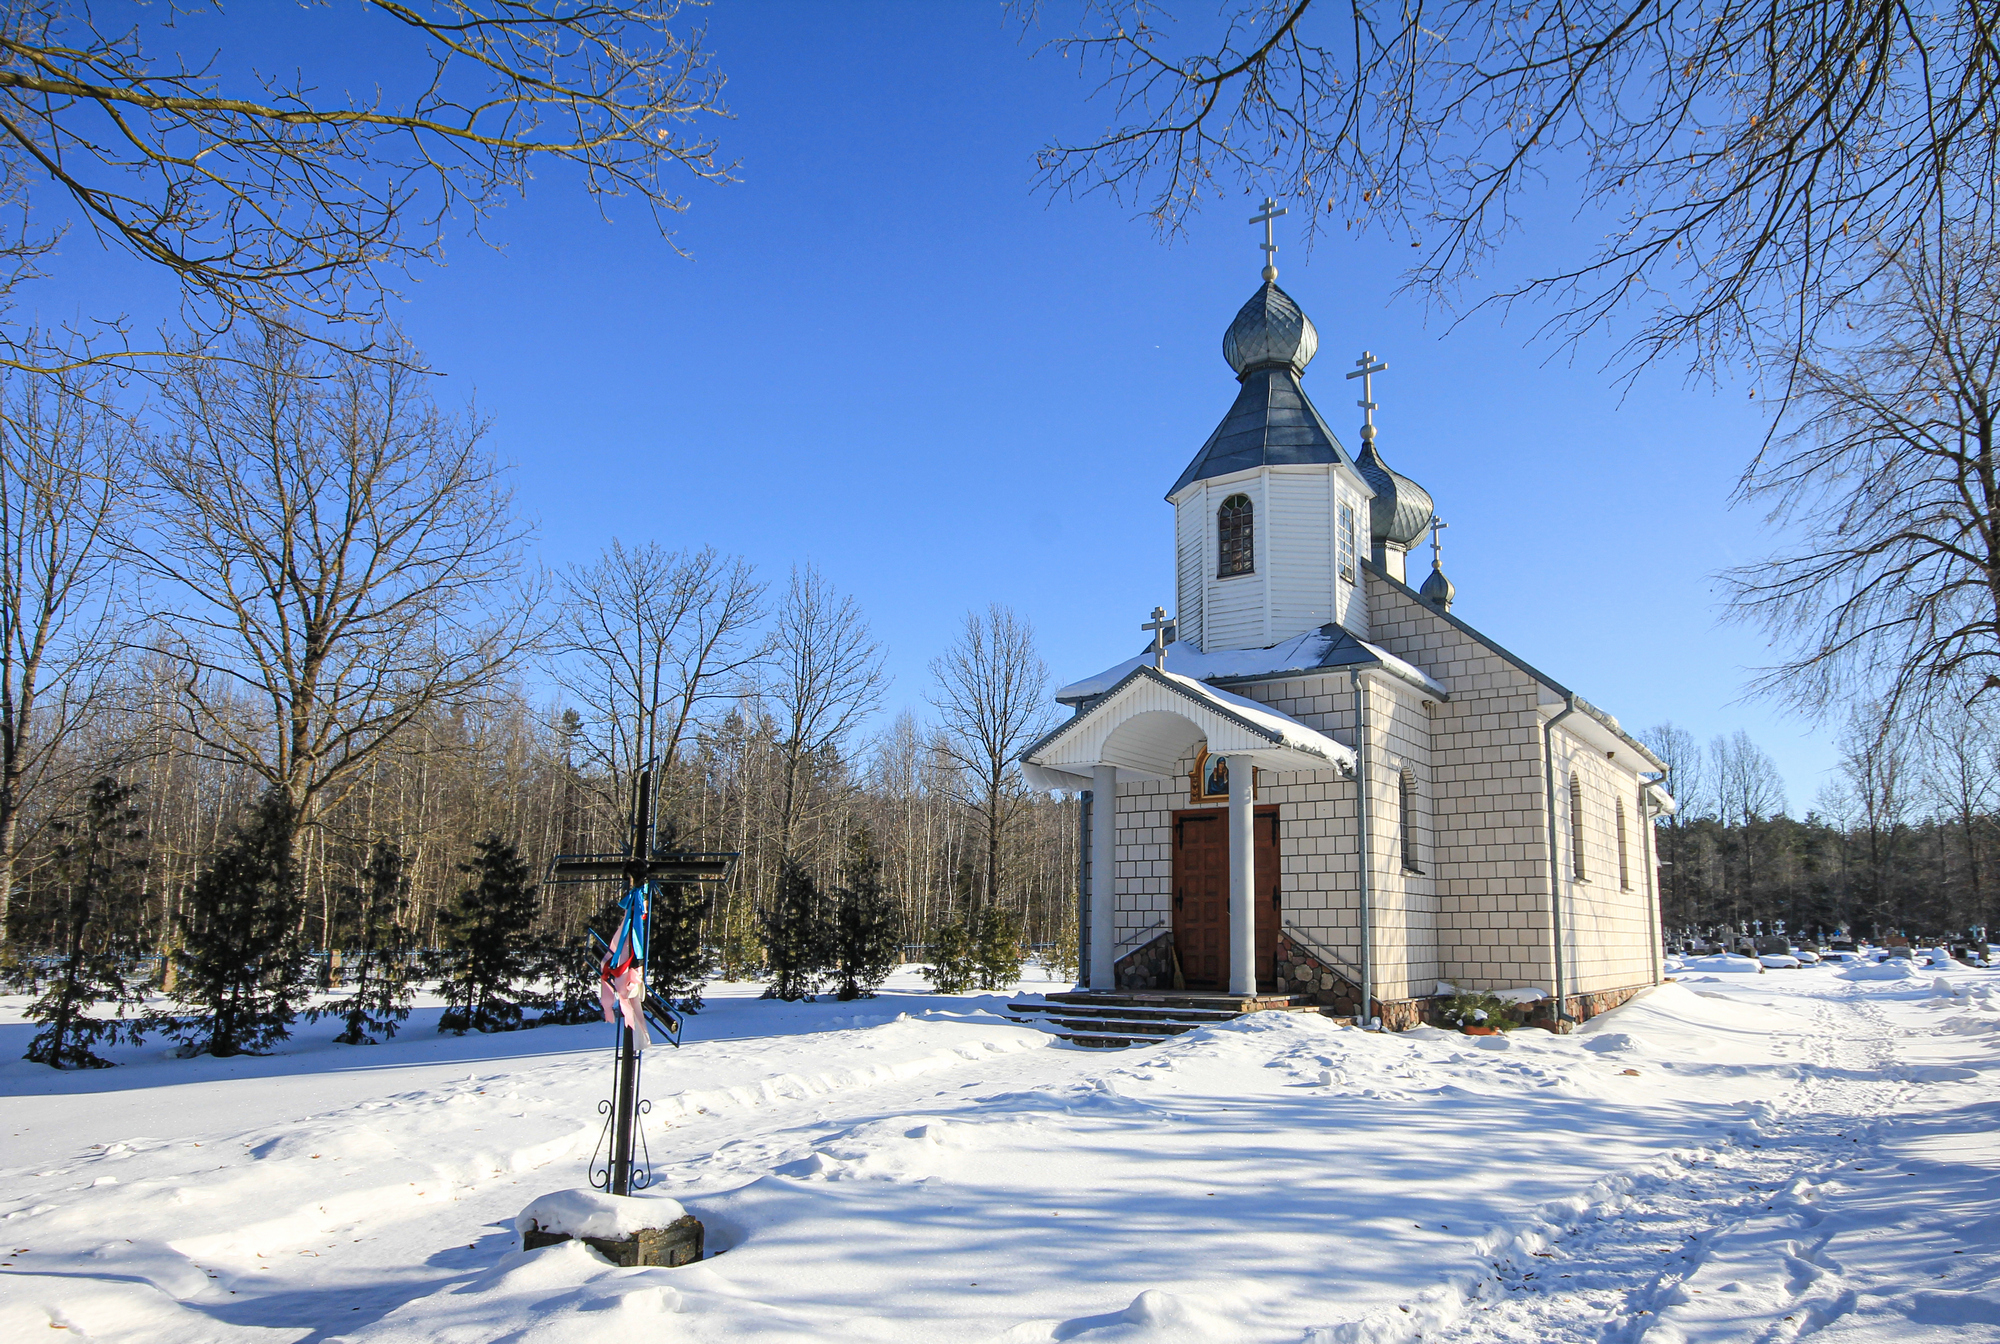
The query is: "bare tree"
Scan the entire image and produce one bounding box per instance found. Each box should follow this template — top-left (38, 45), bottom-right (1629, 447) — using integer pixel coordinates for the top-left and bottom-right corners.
top-left (551, 539), bottom-right (766, 822)
top-left (0, 368), bottom-right (126, 940)
top-left (1727, 230), bottom-right (2000, 715)
top-left (1918, 700), bottom-right (2000, 931)
top-left (767, 565), bottom-right (887, 854)
top-left (929, 604), bottom-right (1053, 914)
top-left (0, 2), bottom-right (733, 369)
top-left (1832, 702), bottom-right (1913, 934)
top-left (1641, 720), bottom-right (1703, 929)
top-left (1027, 0), bottom-right (2000, 372)
top-left (132, 320), bottom-right (532, 855)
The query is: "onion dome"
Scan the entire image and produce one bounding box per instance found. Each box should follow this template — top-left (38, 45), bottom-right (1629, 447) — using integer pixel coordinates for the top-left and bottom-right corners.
top-left (1353, 439), bottom-right (1435, 548)
top-left (1223, 281), bottom-right (1319, 378)
top-left (1170, 282), bottom-right (1349, 498)
top-left (1420, 559), bottom-right (1456, 613)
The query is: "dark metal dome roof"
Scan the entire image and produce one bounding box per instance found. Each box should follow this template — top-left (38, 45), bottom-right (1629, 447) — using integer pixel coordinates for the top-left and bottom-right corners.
top-left (1419, 560), bottom-right (1456, 612)
top-left (1223, 281), bottom-right (1318, 377)
top-left (1354, 440), bottom-right (1435, 547)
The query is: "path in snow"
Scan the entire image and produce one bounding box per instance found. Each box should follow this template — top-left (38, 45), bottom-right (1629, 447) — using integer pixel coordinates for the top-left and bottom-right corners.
top-left (2, 967), bottom-right (1997, 1342)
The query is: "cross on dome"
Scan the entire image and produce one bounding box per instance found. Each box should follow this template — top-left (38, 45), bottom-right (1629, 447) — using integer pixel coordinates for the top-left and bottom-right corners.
top-left (1345, 351), bottom-right (1388, 442)
top-left (1249, 197), bottom-right (1287, 281)
top-left (1142, 606), bottom-right (1176, 670)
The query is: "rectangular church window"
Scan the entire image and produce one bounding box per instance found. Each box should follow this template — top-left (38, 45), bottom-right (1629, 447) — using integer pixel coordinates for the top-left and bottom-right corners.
top-left (1337, 499), bottom-right (1356, 583)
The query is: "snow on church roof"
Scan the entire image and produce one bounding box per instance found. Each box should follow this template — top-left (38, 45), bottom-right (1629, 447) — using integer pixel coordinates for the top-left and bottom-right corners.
top-left (1021, 663), bottom-right (1357, 792)
top-left (1054, 624), bottom-right (1447, 706)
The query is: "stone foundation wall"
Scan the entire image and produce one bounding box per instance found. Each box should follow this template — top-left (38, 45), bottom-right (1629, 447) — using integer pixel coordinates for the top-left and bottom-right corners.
top-left (1115, 932), bottom-right (1176, 990)
top-left (1523, 982), bottom-right (1648, 1032)
top-left (1274, 934), bottom-right (1430, 1028)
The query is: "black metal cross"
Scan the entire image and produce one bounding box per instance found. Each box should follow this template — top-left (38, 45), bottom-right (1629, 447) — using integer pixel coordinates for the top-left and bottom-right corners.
top-left (547, 765), bottom-right (738, 1196)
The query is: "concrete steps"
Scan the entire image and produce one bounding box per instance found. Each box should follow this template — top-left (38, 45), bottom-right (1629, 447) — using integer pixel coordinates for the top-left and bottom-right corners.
top-left (1007, 990), bottom-right (1354, 1048)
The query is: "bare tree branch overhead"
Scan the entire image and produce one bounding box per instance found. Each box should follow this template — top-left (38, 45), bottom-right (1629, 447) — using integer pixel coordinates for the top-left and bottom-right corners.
top-left (1026, 0), bottom-right (2000, 372)
top-left (0, 1), bottom-right (733, 370)
top-left (1725, 230), bottom-right (2000, 717)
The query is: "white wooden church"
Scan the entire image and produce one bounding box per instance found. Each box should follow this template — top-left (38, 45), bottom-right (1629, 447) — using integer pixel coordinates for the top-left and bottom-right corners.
top-left (1022, 215), bottom-right (1676, 1029)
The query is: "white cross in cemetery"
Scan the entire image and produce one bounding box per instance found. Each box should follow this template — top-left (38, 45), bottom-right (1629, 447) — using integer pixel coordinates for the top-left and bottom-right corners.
top-left (1250, 196), bottom-right (1287, 280)
top-left (1143, 606), bottom-right (1176, 671)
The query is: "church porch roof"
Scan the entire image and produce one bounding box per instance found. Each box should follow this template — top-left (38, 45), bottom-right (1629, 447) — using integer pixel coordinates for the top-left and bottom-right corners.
top-left (1020, 664), bottom-right (1356, 793)
top-left (1054, 624), bottom-right (1447, 707)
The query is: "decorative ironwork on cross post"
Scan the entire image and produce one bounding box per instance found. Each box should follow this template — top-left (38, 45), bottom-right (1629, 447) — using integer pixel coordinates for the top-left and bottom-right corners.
top-left (548, 763), bottom-right (738, 1196)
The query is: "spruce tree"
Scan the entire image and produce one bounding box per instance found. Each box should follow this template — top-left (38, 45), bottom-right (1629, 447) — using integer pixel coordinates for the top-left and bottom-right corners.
top-left (832, 830), bottom-right (899, 1001)
top-left (532, 899), bottom-right (619, 1026)
top-left (325, 842), bottom-right (415, 1044)
top-left (647, 819), bottom-right (711, 1013)
top-left (164, 791), bottom-right (310, 1058)
top-left (15, 778), bottom-right (149, 1068)
top-left (432, 834), bottom-right (537, 1033)
top-left (924, 915), bottom-right (977, 994)
top-left (759, 856), bottom-right (830, 1000)
top-left (973, 903), bottom-right (1025, 991)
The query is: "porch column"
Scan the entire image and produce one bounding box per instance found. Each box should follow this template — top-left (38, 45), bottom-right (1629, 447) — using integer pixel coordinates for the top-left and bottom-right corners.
top-left (1227, 754), bottom-right (1256, 995)
top-left (1089, 764), bottom-right (1118, 990)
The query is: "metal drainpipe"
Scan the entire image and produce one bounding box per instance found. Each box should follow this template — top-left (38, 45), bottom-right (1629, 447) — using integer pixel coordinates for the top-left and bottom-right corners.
top-left (1542, 693), bottom-right (1579, 1027)
top-left (1641, 767), bottom-right (1670, 985)
top-left (1350, 668), bottom-right (1377, 1029)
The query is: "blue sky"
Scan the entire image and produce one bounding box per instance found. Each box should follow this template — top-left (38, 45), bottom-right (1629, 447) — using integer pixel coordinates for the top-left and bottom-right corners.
top-left (40, 2), bottom-right (1835, 810)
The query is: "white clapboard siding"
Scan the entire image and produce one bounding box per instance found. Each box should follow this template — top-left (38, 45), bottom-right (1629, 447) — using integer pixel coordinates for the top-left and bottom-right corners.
top-left (1333, 482), bottom-right (1370, 640)
top-left (1175, 496), bottom-right (1205, 652)
top-left (1266, 469), bottom-right (1332, 641)
top-left (1203, 478), bottom-right (1267, 650)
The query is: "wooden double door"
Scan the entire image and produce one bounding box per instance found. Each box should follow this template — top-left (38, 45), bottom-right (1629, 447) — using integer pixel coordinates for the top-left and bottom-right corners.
top-left (1172, 806), bottom-right (1280, 992)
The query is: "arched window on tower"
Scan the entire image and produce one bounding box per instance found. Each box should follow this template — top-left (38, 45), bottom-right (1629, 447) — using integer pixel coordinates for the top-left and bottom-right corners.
top-left (1399, 768), bottom-right (1423, 875)
top-left (1569, 774), bottom-right (1588, 882)
top-left (1217, 493), bottom-right (1254, 577)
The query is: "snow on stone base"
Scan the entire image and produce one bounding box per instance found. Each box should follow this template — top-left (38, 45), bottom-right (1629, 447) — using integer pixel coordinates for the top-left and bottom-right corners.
top-left (515, 1188), bottom-right (688, 1247)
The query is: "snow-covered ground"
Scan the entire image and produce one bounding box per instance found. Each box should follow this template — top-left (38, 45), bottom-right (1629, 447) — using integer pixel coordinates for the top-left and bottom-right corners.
top-left (3, 960), bottom-right (1997, 1343)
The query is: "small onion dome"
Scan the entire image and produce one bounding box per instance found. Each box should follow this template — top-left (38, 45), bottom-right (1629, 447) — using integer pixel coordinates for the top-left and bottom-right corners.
top-left (1353, 441), bottom-right (1435, 547)
top-left (1420, 559), bottom-right (1456, 613)
top-left (1223, 281), bottom-right (1319, 378)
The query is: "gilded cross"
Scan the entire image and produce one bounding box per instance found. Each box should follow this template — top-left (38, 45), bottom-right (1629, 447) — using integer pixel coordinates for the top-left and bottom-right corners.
top-left (1345, 351), bottom-right (1388, 438)
top-left (1142, 606), bottom-right (1175, 671)
top-left (1249, 197), bottom-right (1287, 280)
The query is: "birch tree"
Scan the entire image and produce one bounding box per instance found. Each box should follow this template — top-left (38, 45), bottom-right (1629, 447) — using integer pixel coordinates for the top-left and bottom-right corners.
top-left (929, 605), bottom-right (1053, 914)
top-left (0, 369), bottom-right (126, 941)
top-left (767, 566), bottom-right (886, 854)
top-left (551, 540), bottom-right (766, 827)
